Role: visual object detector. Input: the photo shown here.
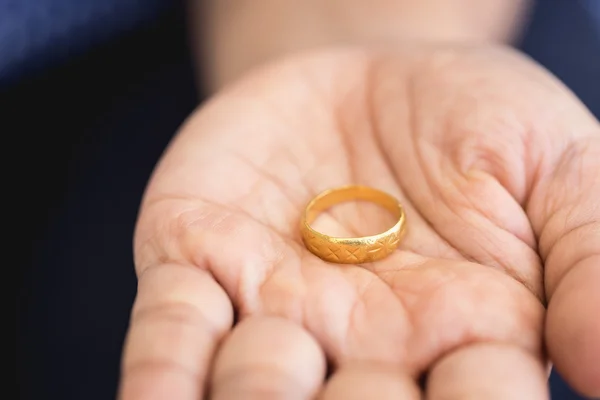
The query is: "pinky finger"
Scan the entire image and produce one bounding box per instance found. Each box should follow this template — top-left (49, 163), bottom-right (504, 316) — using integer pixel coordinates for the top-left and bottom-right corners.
top-left (119, 263), bottom-right (234, 400)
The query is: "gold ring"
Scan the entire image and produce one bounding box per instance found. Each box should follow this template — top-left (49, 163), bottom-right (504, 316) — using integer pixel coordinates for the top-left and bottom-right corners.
top-left (300, 185), bottom-right (406, 264)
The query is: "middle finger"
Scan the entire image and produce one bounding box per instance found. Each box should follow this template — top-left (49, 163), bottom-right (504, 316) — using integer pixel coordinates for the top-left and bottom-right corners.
top-left (320, 361), bottom-right (420, 400)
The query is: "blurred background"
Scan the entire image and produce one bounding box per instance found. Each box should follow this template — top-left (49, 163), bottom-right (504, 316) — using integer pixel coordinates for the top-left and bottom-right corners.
top-left (10, 0), bottom-right (598, 399)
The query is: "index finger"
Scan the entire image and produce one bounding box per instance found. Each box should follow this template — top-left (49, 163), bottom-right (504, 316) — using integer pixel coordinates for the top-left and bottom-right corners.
top-left (118, 263), bottom-right (233, 400)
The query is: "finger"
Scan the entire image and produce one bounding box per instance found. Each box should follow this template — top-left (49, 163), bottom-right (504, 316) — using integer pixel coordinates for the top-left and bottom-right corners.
top-left (320, 362), bottom-right (420, 400)
top-left (426, 343), bottom-right (548, 400)
top-left (210, 316), bottom-right (326, 400)
top-left (119, 263), bottom-right (233, 400)
top-left (528, 137), bottom-right (600, 397)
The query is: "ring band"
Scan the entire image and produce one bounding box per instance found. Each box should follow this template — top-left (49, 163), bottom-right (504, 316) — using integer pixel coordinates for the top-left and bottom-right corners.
top-left (300, 185), bottom-right (406, 264)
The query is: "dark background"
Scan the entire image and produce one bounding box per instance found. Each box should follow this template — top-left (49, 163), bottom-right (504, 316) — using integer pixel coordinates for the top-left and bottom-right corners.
top-left (11, 0), bottom-right (599, 399)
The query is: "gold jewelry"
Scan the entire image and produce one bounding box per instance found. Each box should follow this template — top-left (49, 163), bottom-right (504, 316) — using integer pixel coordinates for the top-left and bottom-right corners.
top-left (300, 185), bottom-right (406, 264)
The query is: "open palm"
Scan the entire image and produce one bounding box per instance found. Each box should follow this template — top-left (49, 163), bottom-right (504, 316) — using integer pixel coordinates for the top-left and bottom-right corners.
top-left (120, 45), bottom-right (600, 399)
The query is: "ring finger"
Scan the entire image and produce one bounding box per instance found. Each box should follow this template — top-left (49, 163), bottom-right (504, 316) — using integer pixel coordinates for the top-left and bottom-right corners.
top-left (209, 316), bottom-right (326, 399)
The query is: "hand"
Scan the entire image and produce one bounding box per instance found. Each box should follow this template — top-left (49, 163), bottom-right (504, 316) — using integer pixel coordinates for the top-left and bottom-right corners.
top-left (120, 45), bottom-right (600, 399)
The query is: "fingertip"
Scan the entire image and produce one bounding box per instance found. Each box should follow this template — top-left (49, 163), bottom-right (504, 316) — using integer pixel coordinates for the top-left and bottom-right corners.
top-left (120, 264), bottom-right (234, 400)
top-left (546, 260), bottom-right (600, 397)
top-left (118, 364), bottom-right (200, 400)
top-left (321, 362), bottom-right (420, 400)
top-left (210, 316), bottom-right (326, 399)
top-left (426, 343), bottom-right (548, 400)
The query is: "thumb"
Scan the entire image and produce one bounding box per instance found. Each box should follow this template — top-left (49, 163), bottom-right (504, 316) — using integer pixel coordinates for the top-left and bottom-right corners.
top-left (528, 134), bottom-right (600, 398)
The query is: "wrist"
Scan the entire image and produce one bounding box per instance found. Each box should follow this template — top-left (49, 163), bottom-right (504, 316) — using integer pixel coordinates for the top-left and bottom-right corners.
top-left (189, 0), bottom-right (532, 90)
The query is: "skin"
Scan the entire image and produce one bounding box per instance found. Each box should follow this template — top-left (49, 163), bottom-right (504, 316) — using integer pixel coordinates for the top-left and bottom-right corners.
top-left (191, 0), bottom-right (531, 89)
top-left (118, 44), bottom-right (600, 399)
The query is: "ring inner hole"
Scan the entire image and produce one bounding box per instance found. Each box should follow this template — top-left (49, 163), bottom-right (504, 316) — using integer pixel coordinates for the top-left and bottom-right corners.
top-left (307, 190), bottom-right (400, 237)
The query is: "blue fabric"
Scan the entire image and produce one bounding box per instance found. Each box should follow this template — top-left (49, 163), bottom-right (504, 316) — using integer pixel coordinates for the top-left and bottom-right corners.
top-left (584, 0), bottom-right (600, 23)
top-left (1, 0), bottom-right (598, 87)
top-left (0, 0), bottom-right (171, 84)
